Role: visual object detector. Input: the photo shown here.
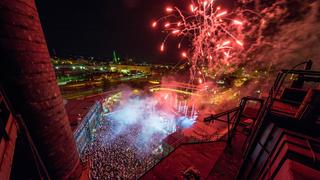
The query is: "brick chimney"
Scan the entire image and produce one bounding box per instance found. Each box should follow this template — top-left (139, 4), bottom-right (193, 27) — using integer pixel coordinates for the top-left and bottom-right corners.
top-left (0, 0), bottom-right (82, 179)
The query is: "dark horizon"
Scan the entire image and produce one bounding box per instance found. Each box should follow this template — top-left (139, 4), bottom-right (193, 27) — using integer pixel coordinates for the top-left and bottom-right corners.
top-left (36, 0), bottom-right (180, 63)
top-left (36, 0), bottom-right (234, 63)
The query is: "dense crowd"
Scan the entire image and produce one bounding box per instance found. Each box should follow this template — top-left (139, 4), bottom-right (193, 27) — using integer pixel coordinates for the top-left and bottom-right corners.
top-left (81, 119), bottom-right (164, 179)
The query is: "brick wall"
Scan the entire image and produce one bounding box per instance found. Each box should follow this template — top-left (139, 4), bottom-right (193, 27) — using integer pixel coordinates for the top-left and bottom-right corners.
top-left (0, 0), bottom-right (82, 179)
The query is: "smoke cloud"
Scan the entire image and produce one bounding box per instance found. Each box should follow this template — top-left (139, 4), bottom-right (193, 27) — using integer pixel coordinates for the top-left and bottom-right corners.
top-left (105, 91), bottom-right (179, 153)
top-left (241, 0), bottom-right (320, 71)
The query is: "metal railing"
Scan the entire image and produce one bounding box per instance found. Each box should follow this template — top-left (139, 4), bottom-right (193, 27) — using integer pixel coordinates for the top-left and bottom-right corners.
top-left (237, 67), bottom-right (320, 179)
top-left (204, 96), bottom-right (264, 145)
top-left (135, 95), bottom-right (266, 179)
top-left (204, 107), bottom-right (240, 145)
top-left (244, 68), bottom-right (320, 158)
top-left (272, 69), bottom-right (320, 98)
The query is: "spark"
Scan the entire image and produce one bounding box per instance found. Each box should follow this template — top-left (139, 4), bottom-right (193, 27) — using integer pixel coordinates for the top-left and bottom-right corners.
top-left (233, 20), bottom-right (243, 25)
top-left (203, 1), bottom-right (208, 7)
top-left (236, 40), bottom-right (244, 46)
top-left (160, 43), bottom-right (165, 52)
top-left (181, 52), bottom-right (188, 58)
top-left (222, 41), bottom-right (231, 46)
top-left (166, 7), bottom-right (173, 12)
top-left (172, 29), bottom-right (180, 34)
top-left (190, 4), bottom-right (196, 12)
top-left (152, 21), bottom-right (157, 28)
top-left (151, 0), bottom-right (248, 82)
top-left (216, 11), bottom-right (227, 18)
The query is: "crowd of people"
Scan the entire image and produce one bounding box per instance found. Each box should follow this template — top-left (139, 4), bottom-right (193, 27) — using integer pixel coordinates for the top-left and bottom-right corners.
top-left (81, 119), bottom-right (165, 179)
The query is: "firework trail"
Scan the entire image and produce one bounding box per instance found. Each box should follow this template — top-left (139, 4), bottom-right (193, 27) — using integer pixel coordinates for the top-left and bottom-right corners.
top-left (151, 0), bottom-right (247, 84)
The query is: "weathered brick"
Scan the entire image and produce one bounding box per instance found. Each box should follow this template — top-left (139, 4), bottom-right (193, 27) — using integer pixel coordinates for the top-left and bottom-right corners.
top-left (0, 23), bottom-right (46, 43)
top-left (0, 1), bottom-right (82, 179)
top-left (0, 37), bottom-right (48, 52)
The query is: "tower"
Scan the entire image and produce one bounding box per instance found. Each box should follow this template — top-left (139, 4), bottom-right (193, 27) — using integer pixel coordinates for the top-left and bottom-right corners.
top-left (0, 0), bottom-right (82, 179)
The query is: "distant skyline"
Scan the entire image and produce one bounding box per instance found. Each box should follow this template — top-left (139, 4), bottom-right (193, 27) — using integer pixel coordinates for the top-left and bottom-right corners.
top-left (36, 0), bottom-right (234, 63)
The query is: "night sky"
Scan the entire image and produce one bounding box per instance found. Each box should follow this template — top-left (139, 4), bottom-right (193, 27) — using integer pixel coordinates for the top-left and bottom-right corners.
top-left (36, 0), bottom-right (234, 63)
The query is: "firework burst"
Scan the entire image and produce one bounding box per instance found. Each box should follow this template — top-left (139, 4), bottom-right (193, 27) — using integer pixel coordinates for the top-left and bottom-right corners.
top-left (152, 0), bottom-right (247, 83)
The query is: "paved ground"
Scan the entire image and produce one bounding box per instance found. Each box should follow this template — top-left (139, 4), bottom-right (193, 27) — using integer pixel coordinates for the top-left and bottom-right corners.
top-left (142, 142), bottom-right (226, 179)
top-left (206, 132), bottom-right (247, 180)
